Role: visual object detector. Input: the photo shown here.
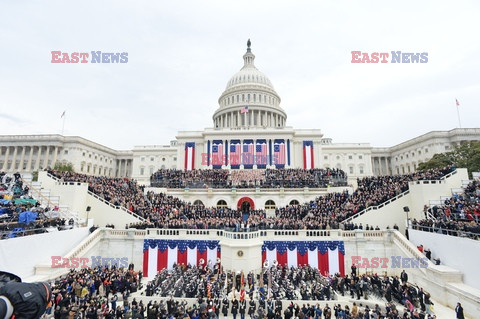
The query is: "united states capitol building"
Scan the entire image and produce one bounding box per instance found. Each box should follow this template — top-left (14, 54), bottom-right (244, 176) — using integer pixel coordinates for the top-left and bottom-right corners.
top-left (1, 41), bottom-right (479, 183)
top-left (2, 41), bottom-right (480, 319)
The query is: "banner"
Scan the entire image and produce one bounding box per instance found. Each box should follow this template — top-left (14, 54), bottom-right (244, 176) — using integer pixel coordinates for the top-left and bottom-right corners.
top-left (261, 241), bottom-right (345, 276)
top-left (184, 142), bottom-right (195, 170)
top-left (303, 141), bottom-right (314, 169)
top-left (143, 239), bottom-right (221, 277)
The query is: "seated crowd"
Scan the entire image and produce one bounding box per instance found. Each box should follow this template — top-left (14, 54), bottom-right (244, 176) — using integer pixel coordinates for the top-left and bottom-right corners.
top-left (0, 172), bottom-right (71, 240)
top-left (412, 179), bottom-right (480, 238)
top-left (150, 168), bottom-right (348, 189)
top-left (45, 262), bottom-right (438, 319)
top-left (49, 167), bottom-right (455, 232)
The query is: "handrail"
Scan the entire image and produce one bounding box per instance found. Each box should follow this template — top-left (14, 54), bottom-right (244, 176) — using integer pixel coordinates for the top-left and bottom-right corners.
top-left (22, 178), bottom-right (59, 209)
top-left (343, 190), bottom-right (410, 223)
top-left (0, 225), bottom-right (74, 240)
top-left (46, 172), bottom-right (60, 182)
top-left (86, 191), bottom-right (147, 222)
top-left (440, 169), bottom-right (457, 180)
top-left (410, 224), bottom-right (480, 240)
top-left (391, 230), bottom-right (431, 274)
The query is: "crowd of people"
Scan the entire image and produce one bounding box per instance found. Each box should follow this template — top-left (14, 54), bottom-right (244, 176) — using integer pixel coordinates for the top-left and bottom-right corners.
top-left (150, 168), bottom-right (348, 189)
top-left (42, 263), bottom-right (440, 319)
top-left (412, 179), bottom-right (480, 239)
top-left (48, 167), bottom-right (456, 233)
top-left (0, 171), bottom-right (72, 240)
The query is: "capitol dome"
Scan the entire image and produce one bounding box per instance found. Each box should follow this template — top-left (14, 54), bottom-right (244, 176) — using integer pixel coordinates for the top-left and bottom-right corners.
top-left (212, 40), bottom-right (287, 129)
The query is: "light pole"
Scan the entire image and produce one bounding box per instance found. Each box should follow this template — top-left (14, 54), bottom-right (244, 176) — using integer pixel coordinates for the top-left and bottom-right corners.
top-left (403, 206), bottom-right (410, 239)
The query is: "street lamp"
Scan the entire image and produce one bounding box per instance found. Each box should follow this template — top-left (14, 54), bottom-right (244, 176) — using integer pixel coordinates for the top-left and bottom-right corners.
top-left (403, 206), bottom-right (410, 239)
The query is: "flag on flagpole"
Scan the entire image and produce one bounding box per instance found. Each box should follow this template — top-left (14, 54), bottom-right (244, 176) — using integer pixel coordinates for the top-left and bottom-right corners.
top-left (240, 106), bottom-right (249, 114)
top-left (61, 111), bottom-right (65, 118)
top-left (456, 99), bottom-right (460, 107)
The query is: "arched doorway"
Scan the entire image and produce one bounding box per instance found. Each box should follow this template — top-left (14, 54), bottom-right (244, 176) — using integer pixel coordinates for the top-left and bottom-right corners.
top-left (237, 197), bottom-right (255, 210)
top-left (237, 197), bottom-right (255, 222)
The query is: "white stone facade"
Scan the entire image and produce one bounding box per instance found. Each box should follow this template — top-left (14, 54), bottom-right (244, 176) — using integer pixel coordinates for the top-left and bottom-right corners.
top-left (1, 44), bottom-right (479, 181)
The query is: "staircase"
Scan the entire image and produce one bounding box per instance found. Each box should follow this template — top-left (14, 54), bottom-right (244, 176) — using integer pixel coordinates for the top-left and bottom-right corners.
top-left (22, 175), bottom-right (81, 226)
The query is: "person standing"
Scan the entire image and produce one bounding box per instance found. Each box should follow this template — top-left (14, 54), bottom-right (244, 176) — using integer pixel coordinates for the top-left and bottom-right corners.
top-left (231, 296), bottom-right (239, 319)
top-left (239, 298), bottom-right (246, 319)
top-left (455, 302), bottom-right (465, 319)
top-left (400, 270), bottom-right (408, 284)
top-left (222, 297), bottom-right (229, 319)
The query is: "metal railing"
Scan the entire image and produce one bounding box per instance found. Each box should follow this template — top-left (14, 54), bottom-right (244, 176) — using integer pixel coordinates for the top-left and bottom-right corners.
top-left (0, 225), bottom-right (74, 240)
top-left (343, 190), bottom-right (410, 223)
top-left (410, 224), bottom-right (480, 240)
top-left (87, 191), bottom-right (147, 222)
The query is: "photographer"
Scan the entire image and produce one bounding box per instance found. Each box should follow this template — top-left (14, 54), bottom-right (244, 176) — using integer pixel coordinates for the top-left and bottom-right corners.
top-left (0, 272), bottom-right (52, 319)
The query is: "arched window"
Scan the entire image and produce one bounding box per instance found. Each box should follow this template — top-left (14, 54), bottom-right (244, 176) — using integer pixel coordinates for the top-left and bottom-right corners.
top-left (193, 200), bottom-right (204, 207)
top-left (289, 199), bottom-right (300, 206)
top-left (217, 200), bottom-right (228, 208)
top-left (265, 200), bottom-right (276, 209)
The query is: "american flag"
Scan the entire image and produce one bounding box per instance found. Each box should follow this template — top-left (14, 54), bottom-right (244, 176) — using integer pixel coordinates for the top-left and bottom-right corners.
top-left (212, 143), bottom-right (224, 166)
top-left (256, 142), bottom-right (267, 165)
top-left (456, 99), bottom-right (460, 107)
top-left (273, 142), bottom-right (285, 166)
top-left (242, 142), bottom-right (254, 166)
top-left (230, 142), bottom-right (241, 166)
top-left (240, 106), bottom-right (249, 114)
top-left (261, 241), bottom-right (345, 277)
top-left (143, 239), bottom-right (220, 277)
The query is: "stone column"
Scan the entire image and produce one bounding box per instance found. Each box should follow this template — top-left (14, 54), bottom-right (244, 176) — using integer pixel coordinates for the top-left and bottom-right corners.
top-left (2, 147), bottom-right (9, 171)
top-left (19, 147), bottom-right (26, 171)
top-left (44, 146), bottom-right (51, 169)
top-left (52, 146), bottom-right (58, 168)
top-left (10, 147), bottom-right (18, 171)
top-left (35, 146), bottom-right (42, 170)
top-left (27, 147), bottom-right (33, 171)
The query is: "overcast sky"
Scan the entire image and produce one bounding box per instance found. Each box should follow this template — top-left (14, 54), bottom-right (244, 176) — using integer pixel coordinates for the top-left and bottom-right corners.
top-left (1, 1), bottom-right (479, 151)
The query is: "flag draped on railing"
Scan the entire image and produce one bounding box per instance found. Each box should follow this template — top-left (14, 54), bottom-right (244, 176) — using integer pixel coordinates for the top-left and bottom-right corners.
top-left (143, 239), bottom-right (221, 277)
top-left (261, 241), bottom-right (345, 276)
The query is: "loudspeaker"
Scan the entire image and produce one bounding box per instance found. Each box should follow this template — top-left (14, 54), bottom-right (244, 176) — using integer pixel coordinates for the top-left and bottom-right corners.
top-left (86, 206), bottom-right (91, 212)
top-left (403, 206), bottom-right (410, 212)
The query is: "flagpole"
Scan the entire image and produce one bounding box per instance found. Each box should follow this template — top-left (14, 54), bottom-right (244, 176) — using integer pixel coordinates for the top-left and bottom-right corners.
top-left (456, 104), bottom-right (462, 128)
top-left (61, 111), bottom-right (66, 135)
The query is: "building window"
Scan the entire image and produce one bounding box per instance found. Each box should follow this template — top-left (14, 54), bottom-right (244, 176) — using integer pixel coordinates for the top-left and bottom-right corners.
top-left (359, 166), bottom-right (364, 174)
top-left (140, 167), bottom-right (144, 175)
top-left (173, 157), bottom-right (177, 161)
top-left (151, 157), bottom-right (154, 161)
top-left (162, 158), bottom-right (166, 161)
top-left (348, 155), bottom-right (353, 160)
top-left (359, 155), bottom-right (363, 160)
top-left (336, 156), bottom-right (340, 160)
top-left (83, 152), bottom-right (85, 157)
top-left (349, 166), bottom-right (354, 174)
top-left (289, 199), bottom-right (300, 206)
top-left (64, 150), bottom-right (68, 155)
top-left (193, 200), bottom-right (205, 207)
top-left (445, 145), bottom-right (450, 150)
top-left (265, 200), bottom-right (276, 209)
top-left (324, 155), bottom-right (328, 160)
top-left (217, 200), bottom-right (228, 208)
top-left (141, 157), bottom-right (145, 162)
top-left (150, 167), bottom-right (154, 175)
top-left (425, 148), bottom-right (428, 153)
